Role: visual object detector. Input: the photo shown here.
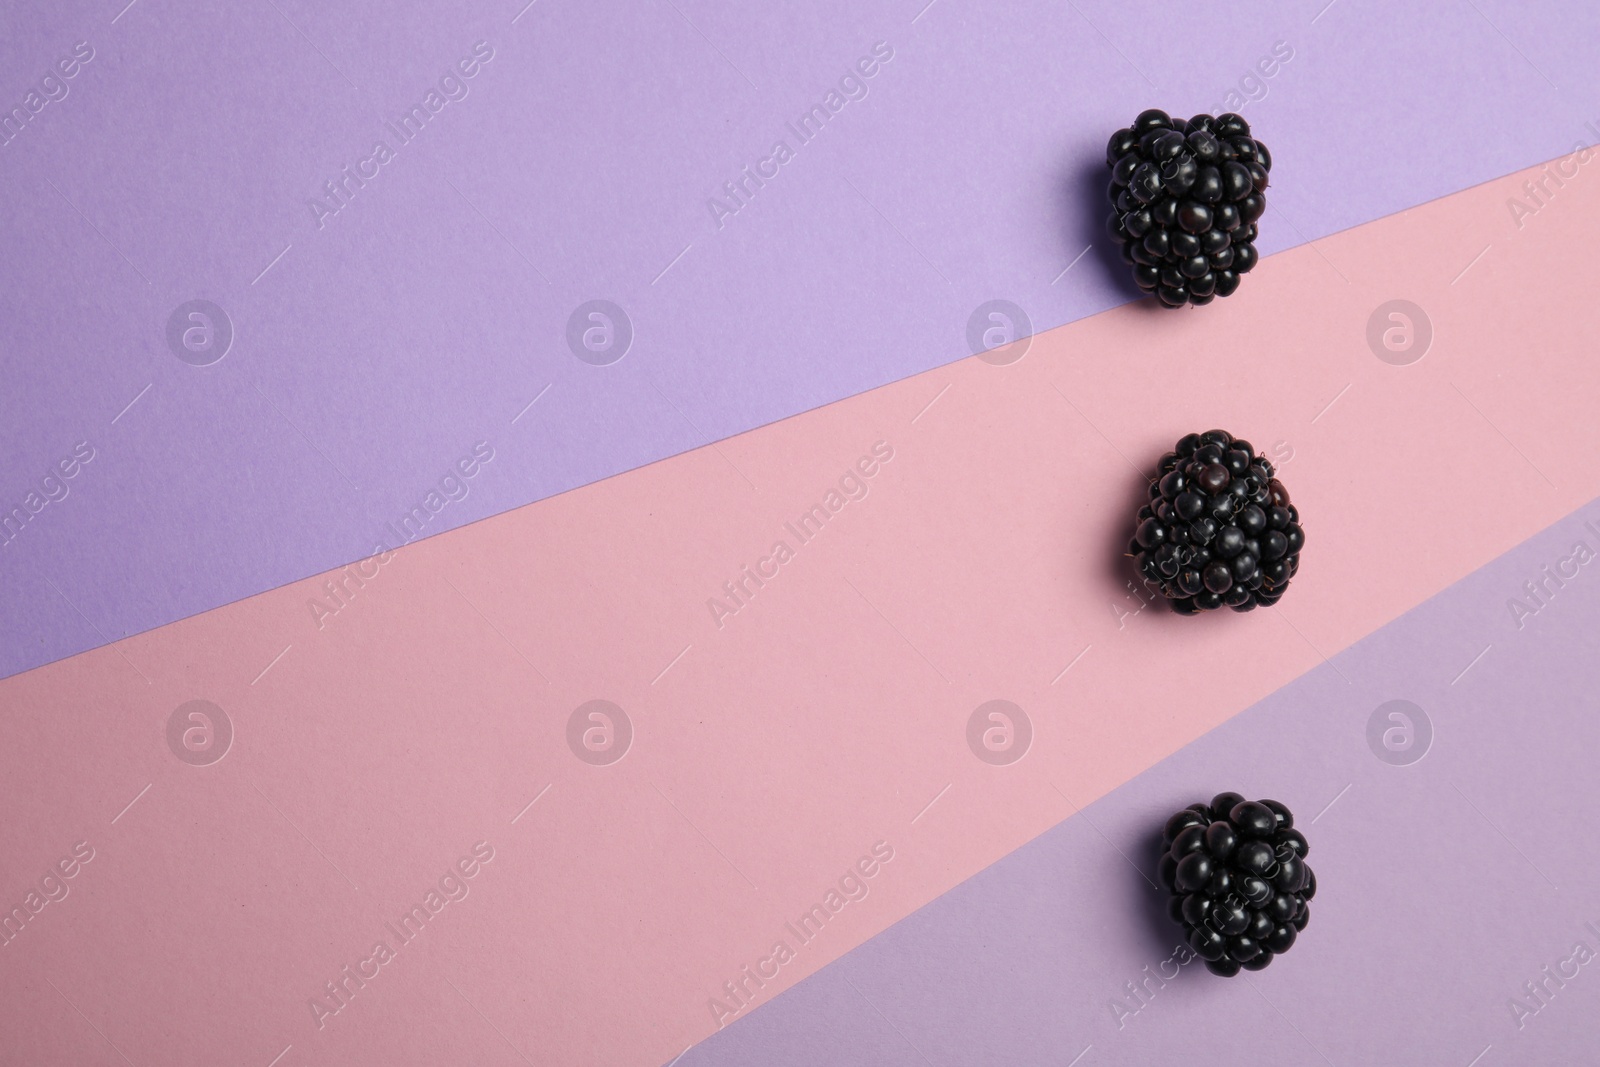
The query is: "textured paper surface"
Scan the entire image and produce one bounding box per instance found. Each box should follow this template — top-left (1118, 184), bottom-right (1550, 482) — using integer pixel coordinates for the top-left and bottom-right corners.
top-left (680, 499), bottom-right (1600, 1066)
top-left (4, 0), bottom-right (1599, 677)
top-left (2, 153), bottom-right (1599, 1065)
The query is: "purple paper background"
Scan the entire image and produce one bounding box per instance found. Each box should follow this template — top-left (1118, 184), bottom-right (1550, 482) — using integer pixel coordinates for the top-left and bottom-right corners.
top-left (674, 499), bottom-right (1600, 1066)
top-left (4, 0), bottom-right (1599, 679)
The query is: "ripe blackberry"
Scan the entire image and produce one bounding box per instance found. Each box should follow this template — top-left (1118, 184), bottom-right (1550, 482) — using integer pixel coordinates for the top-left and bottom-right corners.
top-left (1157, 793), bottom-right (1316, 976)
top-left (1104, 109), bottom-right (1271, 307)
top-left (1129, 429), bottom-right (1303, 613)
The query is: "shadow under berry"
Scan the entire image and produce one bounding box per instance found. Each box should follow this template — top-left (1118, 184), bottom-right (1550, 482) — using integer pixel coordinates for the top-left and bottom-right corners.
top-left (1067, 154), bottom-right (1148, 307)
top-left (1103, 463), bottom-right (1155, 602)
top-left (1131, 817), bottom-right (1183, 959)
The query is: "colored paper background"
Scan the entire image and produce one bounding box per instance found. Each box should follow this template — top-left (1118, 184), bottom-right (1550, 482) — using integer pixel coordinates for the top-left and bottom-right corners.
top-left (4, 145), bottom-right (1600, 1065)
top-left (679, 498), bottom-right (1600, 1066)
top-left (4, 0), bottom-right (1600, 678)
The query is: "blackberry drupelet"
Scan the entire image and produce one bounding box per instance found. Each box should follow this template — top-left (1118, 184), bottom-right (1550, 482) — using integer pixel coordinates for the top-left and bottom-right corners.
top-left (1104, 109), bottom-right (1271, 308)
top-left (1158, 793), bottom-right (1316, 976)
top-left (1129, 429), bottom-right (1303, 613)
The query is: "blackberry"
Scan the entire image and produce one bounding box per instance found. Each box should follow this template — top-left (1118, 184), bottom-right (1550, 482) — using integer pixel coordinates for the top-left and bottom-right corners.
top-left (1157, 793), bottom-right (1316, 976)
top-left (1129, 429), bottom-right (1303, 613)
top-left (1104, 109), bottom-right (1271, 308)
